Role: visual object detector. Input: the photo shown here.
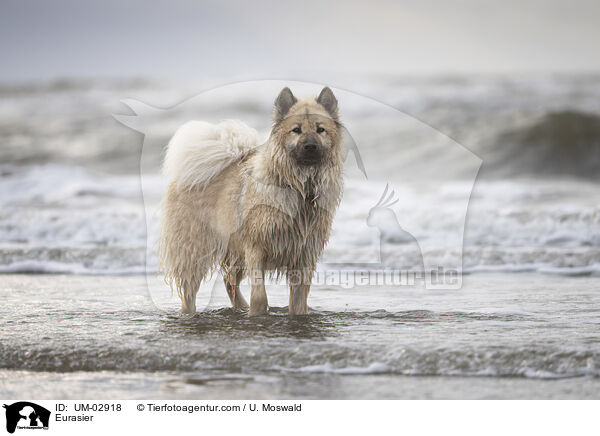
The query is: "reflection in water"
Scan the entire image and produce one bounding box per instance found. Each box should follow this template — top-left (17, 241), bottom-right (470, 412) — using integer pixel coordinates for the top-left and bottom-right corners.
top-left (159, 307), bottom-right (339, 340)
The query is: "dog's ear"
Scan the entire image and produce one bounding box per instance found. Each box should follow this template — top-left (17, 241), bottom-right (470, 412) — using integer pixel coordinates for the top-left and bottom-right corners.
top-left (274, 87), bottom-right (297, 124)
top-left (317, 87), bottom-right (338, 120)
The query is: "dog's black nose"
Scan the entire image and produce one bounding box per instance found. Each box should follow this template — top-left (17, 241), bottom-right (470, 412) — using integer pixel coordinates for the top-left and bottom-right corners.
top-left (303, 143), bottom-right (318, 151)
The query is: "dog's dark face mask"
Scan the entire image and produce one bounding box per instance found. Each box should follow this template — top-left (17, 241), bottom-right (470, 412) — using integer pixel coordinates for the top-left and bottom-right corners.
top-left (271, 87), bottom-right (340, 167)
top-left (290, 123), bottom-right (326, 166)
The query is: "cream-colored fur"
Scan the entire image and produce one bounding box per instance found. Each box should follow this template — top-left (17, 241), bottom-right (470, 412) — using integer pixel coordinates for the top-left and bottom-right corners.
top-left (163, 120), bottom-right (259, 190)
top-left (159, 87), bottom-right (343, 316)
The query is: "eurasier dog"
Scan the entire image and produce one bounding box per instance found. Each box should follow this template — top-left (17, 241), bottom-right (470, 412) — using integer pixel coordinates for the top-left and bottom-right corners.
top-left (159, 87), bottom-right (343, 316)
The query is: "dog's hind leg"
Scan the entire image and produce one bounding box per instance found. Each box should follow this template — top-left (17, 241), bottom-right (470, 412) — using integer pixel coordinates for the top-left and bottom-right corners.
top-left (180, 278), bottom-right (200, 314)
top-left (224, 268), bottom-right (249, 310)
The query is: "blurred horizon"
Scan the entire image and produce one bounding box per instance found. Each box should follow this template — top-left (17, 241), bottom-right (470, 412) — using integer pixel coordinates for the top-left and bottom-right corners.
top-left (3, 70), bottom-right (600, 88)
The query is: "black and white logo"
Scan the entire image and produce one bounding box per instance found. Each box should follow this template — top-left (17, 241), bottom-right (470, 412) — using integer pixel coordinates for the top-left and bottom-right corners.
top-left (3, 402), bottom-right (50, 434)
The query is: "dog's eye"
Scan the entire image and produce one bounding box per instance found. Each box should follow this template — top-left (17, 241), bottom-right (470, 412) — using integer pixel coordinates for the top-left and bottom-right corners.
top-left (292, 127), bottom-right (301, 134)
top-left (316, 126), bottom-right (325, 133)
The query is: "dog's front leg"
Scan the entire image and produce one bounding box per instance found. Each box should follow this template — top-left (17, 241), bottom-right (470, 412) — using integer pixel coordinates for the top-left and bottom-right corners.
top-left (288, 269), bottom-right (312, 315)
top-left (249, 267), bottom-right (269, 316)
top-left (289, 284), bottom-right (310, 315)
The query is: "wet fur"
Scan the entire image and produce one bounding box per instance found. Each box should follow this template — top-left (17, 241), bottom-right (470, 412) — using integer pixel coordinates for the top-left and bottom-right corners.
top-left (159, 87), bottom-right (343, 315)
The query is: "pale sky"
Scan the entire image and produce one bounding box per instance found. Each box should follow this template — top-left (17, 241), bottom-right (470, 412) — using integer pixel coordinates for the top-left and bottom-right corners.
top-left (1, 0), bottom-right (599, 82)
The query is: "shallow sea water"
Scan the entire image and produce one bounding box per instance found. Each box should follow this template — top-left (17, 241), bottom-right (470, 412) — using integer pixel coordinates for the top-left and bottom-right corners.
top-left (1, 273), bottom-right (599, 399)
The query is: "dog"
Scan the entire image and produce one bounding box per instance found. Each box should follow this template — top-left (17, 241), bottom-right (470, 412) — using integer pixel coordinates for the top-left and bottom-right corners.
top-left (159, 87), bottom-right (344, 316)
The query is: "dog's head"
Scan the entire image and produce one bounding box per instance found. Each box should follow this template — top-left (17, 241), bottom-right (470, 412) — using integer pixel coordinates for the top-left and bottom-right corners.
top-left (271, 87), bottom-right (342, 167)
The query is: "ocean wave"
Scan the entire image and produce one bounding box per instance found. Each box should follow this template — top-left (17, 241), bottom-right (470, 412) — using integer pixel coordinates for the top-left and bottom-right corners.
top-left (0, 155), bottom-right (598, 277)
top-left (0, 260), bottom-right (146, 275)
top-left (0, 251), bottom-right (598, 277)
top-left (464, 263), bottom-right (600, 276)
top-left (270, 362), bottom-right (390, 375)
top-left (485, 110), bottom-right (600, 179)
top-left (0, 245), bottom-right (146, 275)
top-left (1, 342), bottom-right (597, 379)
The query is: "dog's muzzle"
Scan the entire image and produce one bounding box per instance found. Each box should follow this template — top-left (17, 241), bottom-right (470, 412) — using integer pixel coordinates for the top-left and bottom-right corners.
top-left (294, 137), bottom-right (323, 166)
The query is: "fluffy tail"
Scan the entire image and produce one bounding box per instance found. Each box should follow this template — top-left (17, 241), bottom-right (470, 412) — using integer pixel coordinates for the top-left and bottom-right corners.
top-left (163, 120), bottom-right (259, 190)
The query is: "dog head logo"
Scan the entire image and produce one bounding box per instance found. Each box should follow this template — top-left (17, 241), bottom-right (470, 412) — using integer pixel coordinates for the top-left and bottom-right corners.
top-left (3, 402), bottom-right (50, 434)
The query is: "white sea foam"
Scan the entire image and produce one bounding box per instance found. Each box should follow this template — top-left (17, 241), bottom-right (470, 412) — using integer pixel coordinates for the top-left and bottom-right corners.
top-left (271, 362), bottom-right (390, 375)
top-left (0, 164), bottom-right (598, 276)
